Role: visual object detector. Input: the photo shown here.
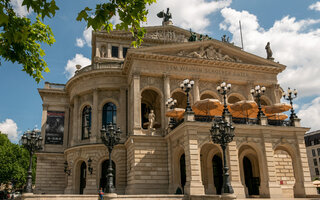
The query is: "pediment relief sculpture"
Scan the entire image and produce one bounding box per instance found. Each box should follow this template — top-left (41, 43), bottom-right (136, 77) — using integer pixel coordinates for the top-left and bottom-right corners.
top-left (177, 45), bottom-right (242, 63)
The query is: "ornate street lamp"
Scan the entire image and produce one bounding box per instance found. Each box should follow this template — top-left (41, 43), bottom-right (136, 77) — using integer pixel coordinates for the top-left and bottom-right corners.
top-left (210, 118), bottom-right (235, 194)
top-left (216, 82), bottom-right (231, 118)
top-left (250, 85), bottom-right (266, 123)
top-left (180, 79), bottom-right (194, 112)
top-left (283, 87), bottom-right (298, 125)
top-left (166, 97), bottom-right (177, 128)
top-left (100, 122), bottom-right (121, 193)
top-left (21, 129), bottom-right (43, 193)
top-left (88, 158), bottom-right (93, 175)
top-left (64, 161), bottom-right (71, 175)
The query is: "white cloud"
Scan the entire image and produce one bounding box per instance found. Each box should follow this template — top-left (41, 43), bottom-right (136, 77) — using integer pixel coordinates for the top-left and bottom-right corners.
top-left (0, 119), bottom-right (19, 143)
top-left (309, 2), bottom-right (320, 11)
top-left (76, 38), bottom-right (85, 48)
top-left (64, 54), bottom-right (91, 79)
top-left (220, 8), bottom-right (320, 97)
top-left (144, 0), bottom-right (231, 33)
top-left (298, 97), bottom-right (320, 131)
top-left (75, 27), bottom-right (93, 48)
top-left (10, 0), bottom-right (31, 17)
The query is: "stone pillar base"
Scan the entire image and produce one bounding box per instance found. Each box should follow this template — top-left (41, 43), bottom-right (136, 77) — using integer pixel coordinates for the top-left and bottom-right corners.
top-left (230, 181), bottom-right (245, 199)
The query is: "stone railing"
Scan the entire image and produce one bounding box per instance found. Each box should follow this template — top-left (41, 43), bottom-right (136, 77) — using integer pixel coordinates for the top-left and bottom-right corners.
top-left (44, 82), bottom-right (65, 90)
top-left (75, 62), bottom-right (123, 76)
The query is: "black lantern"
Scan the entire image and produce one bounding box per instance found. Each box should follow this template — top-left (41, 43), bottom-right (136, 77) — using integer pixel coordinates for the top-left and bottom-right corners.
top-left (88, 158), bottom-right (93, 175)
top-left (64, 161), bottom-right (71, 176)
top-left (282, 87), bottom-right (298, 126)
top-left (100, 122), bottom-right (121, 193)
top-left (250, 85), bottom-right (266, 123)
top-left (21, 129), bottom-right (43, 193)
top-left (180, 79), bottom-right (194, 112)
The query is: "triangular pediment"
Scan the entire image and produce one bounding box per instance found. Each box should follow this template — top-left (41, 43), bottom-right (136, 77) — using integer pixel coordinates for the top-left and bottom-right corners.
top-left (130, 40), bottom-right (285, 68)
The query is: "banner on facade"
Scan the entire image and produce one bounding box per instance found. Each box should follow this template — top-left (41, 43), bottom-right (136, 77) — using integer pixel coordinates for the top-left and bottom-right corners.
top-left (45, 111), bottom-right (65, 145)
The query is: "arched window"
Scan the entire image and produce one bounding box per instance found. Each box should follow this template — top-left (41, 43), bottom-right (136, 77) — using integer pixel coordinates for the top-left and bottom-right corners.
top-left (102, 102), bottom-right (117, 126)
top-left (82, 106), bottom-right (91, 140)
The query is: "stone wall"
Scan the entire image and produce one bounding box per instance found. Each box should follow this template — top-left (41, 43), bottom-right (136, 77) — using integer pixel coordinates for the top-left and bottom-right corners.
top-left (35, 153), bottom-right (66, 194)
top-left (125, 136), bottom-right (169, 194)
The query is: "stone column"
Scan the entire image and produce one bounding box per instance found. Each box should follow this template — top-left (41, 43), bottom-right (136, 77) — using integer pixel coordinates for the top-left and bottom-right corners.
top-left (72, 95), bottom-right (79, 145)
top-left (91, 89), bottom-right (98, 143)
top-left (246, 81), bottom-right (254, 100)
top-left (263, 134), bottom-right (282, 198)
top-left (119, 44), bottom-right (123, 59)
top-left (96, 43), bottom-right (100, 57)
top-left (193, 78), bottom-right (200, 103)
top-left (163, 74), bottom-right (170, 130)
top-left (120, 87), bottom-right (127, 139)
top-left (132, 73), bottom-right (141, 135)
top-left (183, 127), bottom-right (205, 195)
top-left (107, 43), bottom-right (112, 58)
top-left (228, 140), bottom-right (245, 198)
top-left (41, 104), bottom-right (48, 150)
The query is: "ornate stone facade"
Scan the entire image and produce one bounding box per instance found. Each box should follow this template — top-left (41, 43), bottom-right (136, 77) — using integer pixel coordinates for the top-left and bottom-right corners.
top-left (35, 24), bottom-right (316, 199)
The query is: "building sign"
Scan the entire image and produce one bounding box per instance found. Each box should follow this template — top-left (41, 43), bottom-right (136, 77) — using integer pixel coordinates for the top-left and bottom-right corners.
top-left (45, 111), bottom-right (64, 145)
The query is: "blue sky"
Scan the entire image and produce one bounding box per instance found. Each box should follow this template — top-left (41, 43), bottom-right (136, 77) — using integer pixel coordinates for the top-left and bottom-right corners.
top-left (1, 0), bottom-right (320, 143)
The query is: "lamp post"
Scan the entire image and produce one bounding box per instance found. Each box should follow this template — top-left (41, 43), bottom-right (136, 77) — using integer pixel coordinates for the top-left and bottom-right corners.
top-left (180, 79), bottom-right (194, 112)
top-left (282, 87), bottom-right (298, 126)
top-left (100, 122), bottom-right (121, 193)
top-left (21, 129), bottom-right (43, 193)
top-left (250, 85), bottom-right (266, 123)
top-left (166, 97), bottom-right (177, 128)
top-left (216, 82), bottom-right (231, 118)
top-left (210, 118), bottom-right (235, 194)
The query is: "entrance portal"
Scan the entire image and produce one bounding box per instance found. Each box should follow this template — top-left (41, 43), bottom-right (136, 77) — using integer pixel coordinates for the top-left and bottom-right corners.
top-left (180, 154), bottom-right (186, 193)
top-left (100, 159), bottom-right (116, 192)
top-left (212, 155), bottom-right (223, 194)
top-left (79, 161), bottom-right (87, 194)
top-left (243, 156), bottom-right (260, 195)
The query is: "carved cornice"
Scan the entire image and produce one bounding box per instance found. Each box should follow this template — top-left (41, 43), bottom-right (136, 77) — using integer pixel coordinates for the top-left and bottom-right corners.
top-left (123, 51), bottom-right (285, 76)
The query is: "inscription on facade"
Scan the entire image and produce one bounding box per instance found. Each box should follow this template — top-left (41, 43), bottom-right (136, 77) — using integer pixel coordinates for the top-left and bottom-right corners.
top-left (166, 65), bottom-right (248, 77)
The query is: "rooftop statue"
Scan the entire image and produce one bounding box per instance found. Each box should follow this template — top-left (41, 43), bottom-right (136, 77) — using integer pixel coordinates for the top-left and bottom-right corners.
top-left (157, 8), bottom-right (172, 25)
top-left (188, 29), bottom-right (197, 42)
top-left (265, 42), bottom-right (274, 60)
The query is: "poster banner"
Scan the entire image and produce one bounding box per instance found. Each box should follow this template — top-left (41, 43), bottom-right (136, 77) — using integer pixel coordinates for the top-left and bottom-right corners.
top-left (45, 111), bottom-right (65, 145)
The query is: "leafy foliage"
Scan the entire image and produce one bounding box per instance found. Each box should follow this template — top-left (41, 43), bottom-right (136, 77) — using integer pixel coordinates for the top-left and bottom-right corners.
top-left (0, 133), bottom-right (36, 190)
top-left (0, 0), bottom-right (156, 82)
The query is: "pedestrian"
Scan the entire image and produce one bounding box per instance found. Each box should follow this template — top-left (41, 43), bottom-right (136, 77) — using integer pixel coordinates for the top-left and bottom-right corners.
top-left (98, 187), bottom-right (104, 200)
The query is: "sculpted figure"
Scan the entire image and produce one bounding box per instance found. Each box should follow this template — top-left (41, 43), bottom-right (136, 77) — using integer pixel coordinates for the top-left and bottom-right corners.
top-left (187, 46), bottom-right (205, 58)
top-left (157, 8), bottom-right (172, 25)
top-left (148, 110), bottom-right (155, 130)
top-left (100, 46), bottom-right (107, 58)
top-left (205, 46), bottom-right (219, 60)
top-left (265, 42), bottom-right (274, 60)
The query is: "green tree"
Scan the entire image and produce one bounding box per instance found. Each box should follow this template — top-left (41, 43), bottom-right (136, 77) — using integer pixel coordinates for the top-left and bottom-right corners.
top-left (0, 133), bottom-right (36, 190)
top-left (0, 0), bottom-right (156, 83)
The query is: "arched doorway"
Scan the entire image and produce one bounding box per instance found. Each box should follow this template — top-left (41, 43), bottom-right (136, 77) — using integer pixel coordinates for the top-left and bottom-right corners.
top-left (243, 156), bottom-right (260, 196)
top-left (212, 155), bottom-right (223, 194)
top-left (79, 161), bottom-right (87, 194)
top-left (141, 89), bottom-right (161, 129)
top-left (100, 159), bottom-right (116, 192)
top-left (180, 154), bottom-right (186, 193)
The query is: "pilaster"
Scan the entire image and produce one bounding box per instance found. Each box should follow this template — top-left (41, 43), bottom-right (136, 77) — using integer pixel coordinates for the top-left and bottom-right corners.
top-left (132, 73), bottom-right (141, 135)
top-left (120, 87), bottom-right (127, 138)
top-left (107, 43), bottom-right (112, 58)
top-left (63, 105), bottom-right (70, 148)
top-left (72, 96), bottom-right (79, 146)
top-left (228, 140), bottom-right (245, 198)
top-left (164, 74), bottom-right (171, 130)
top-left (263, 133), bottom-right (282, 198)
top-left (41, 104), bottom-right (48, 149)
top-left (91, 89), bottom-right (98, 143)
top-left (183, 127), bottom-right (205, 195)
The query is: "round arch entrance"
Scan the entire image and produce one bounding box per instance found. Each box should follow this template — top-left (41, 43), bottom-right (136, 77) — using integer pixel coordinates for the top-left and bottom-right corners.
top-left (100, 159), bottom-right (116, 192)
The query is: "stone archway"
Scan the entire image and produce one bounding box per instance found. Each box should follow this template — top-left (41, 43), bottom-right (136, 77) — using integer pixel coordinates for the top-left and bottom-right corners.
top-left (100, 159), bottom-right (116, 193)
top-left (172, 145), bottom-right (185, 193)
top-left (200, 143), bottom-right (223, 194)
top-left (79, 161), bottom-right (87, 194)
top-left (239, 144), bottom-right (265, 197)
top-left (141, 89), bottom-right (161, 129)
